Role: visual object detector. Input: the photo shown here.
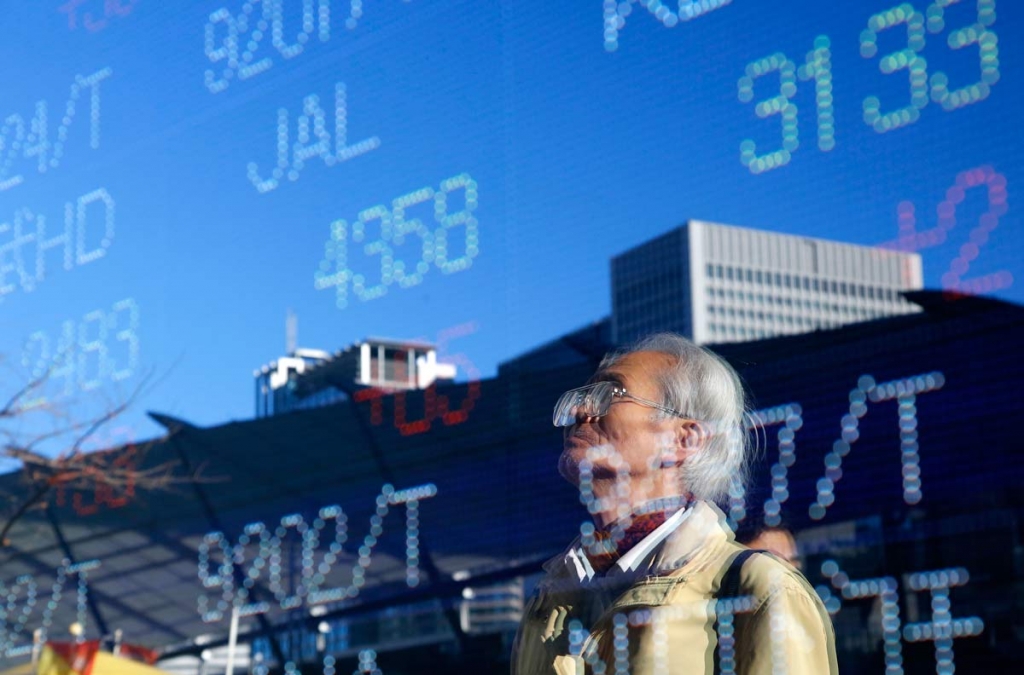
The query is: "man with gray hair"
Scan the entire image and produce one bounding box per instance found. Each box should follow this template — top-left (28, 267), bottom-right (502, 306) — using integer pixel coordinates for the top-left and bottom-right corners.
top-left (512, 333), bottom-right (837, 674)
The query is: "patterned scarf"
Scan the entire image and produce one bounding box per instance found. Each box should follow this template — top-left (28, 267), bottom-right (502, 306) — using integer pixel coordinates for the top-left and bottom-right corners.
top-left (584, 510), bottom-right (673, 574)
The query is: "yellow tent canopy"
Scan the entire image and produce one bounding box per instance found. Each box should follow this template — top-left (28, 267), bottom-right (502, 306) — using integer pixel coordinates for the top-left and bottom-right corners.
top-left (1, 642), bottom-right (166, 675)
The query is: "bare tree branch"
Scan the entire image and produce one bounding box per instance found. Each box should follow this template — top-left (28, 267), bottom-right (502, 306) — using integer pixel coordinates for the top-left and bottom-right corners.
top-left (0, 368), bottom-right (51, 420)
top-left (0, 357), bottom-right (219, 548)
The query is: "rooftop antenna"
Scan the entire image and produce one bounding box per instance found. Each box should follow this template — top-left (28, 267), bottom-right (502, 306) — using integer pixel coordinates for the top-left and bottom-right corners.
top-left (286, 308), bottom-right (298, 355)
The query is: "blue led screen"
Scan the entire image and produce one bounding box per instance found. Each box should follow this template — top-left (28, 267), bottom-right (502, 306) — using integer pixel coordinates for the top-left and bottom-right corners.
top-left (0, 1), bottom-right (1021, 673)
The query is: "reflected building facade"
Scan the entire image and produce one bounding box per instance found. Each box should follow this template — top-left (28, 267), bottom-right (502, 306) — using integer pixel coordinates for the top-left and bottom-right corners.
top-left (254, 338), bottom-right (457, 417)
top-left (611, 220), bottom-right (924, 344)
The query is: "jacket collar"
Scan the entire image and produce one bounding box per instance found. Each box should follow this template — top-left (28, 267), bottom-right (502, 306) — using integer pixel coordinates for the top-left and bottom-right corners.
top-left (647, 500), bottom-right (733, 575)
top-left (542, 500), bottom-right (735, 581)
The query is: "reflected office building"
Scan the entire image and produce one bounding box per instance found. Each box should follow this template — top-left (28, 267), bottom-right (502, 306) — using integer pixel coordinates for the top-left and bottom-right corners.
top-left (612, 220), bottom-right (923, 345)
top-left (0, 224), bottom-right (1020, 674)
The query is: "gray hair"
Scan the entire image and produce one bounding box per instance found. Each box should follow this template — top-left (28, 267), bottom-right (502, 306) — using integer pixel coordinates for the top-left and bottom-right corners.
top-left (599, 332), bottom-right (751, 503)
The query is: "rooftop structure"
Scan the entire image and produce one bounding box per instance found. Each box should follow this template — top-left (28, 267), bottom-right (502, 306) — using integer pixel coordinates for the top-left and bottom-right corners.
top-left (254, 338), bottom-right (456, 417)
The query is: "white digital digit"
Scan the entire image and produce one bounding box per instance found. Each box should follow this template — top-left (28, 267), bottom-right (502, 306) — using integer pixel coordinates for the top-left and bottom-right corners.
top-left (267, 514), bottom-right (312, 609)
top-left (797, 36), bottom-right (835, 152)
top-left (77, 308), bottom-right (108, 391)
top-left (272, 0), bottom-right (316, 59)
top-left (197, 532), bottom-right (236, 622)
top-left (861, 4), bottom-right (929, 133)
top-left (18, 332), bottom-right (50, 410)
top-left (109, 298), bottom-right (140, 381)
top-left (433, 174), bottom-right (479, 274)
top-left (0, 576), bottom-right (37, 657)
top-left (391, 186), bottom-right (435, 288)
top-left (52, 320), bottom-right (77, 399)
top-left (927, 0), bottom-right (999, 111)
top-left (737, 53), bottom-right (799, 174)
top-left (0, 115), bottom-right (25, 191)
top-left (204, 8), bottom-right (240, 94)
top-left (305, 505), bottom-right (349, 602)
top-left (22, 102), bottom-right (48, 176)
top-left (351, 205), bottom-right (393, 302)
top-left (237, 0), bottom-right (274, 81)
top-left (314, 218), bottom-right (353, 308)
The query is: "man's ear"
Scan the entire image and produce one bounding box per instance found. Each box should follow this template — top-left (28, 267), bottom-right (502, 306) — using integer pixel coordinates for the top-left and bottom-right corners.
top-left (674, 420), bottom-right (707, 461)
top-left (656, 420), bottom-right (704, 469)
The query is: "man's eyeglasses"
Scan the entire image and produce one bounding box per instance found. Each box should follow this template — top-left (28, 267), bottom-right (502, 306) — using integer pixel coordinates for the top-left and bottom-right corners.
top-left (552, 381), bottom-right (689, 427)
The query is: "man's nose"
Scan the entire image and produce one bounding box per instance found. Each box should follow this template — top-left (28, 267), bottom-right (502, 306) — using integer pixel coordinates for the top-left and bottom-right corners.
top-left (573, 403), bottom-right (596, 423)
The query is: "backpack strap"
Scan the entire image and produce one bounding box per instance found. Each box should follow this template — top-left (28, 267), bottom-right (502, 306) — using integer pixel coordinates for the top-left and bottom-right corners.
top-left (719, 549), bottom-right (759, 601)
top-left (713, 549), bottom-right (762, 675)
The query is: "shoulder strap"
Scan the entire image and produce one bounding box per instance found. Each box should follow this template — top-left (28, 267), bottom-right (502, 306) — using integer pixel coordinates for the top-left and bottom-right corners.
top-left (719, 548), bottom-right (760, 600)
top-left (713, 549), bottom-right (761, 675)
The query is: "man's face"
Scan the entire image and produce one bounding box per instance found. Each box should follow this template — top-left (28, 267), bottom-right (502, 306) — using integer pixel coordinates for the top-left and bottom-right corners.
top-left (558, 351), bottom-right (683, 488)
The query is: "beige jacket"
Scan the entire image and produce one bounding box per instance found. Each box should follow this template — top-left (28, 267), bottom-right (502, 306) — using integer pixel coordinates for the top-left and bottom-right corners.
top-left (511, 502), bottom-right (838, 675)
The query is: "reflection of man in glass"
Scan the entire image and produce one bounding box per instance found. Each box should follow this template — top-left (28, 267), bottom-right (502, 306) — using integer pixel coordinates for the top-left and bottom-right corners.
top-left (512, 334), bottom-right (837, 674)
top-left (742, 526), bottom-right (802, 570)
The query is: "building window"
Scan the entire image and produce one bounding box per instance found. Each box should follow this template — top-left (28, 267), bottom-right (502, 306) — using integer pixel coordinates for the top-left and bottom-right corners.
top-left (756, 270), bottom-right (764, 284)
top-left (784, 274), bottom-right (792, 288)
top-left (716, 264), bottom-right (724, 278)
top-left (813, 278), bottom-right (820, 292)
top-left (745, 269), bottom-right (753, 282)
top-left (774, 272), bottom-right (783, 286)
top-left (802, 277), bottom-right (811, 291)
top-left (706, 264), bottom-right (714, 278)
